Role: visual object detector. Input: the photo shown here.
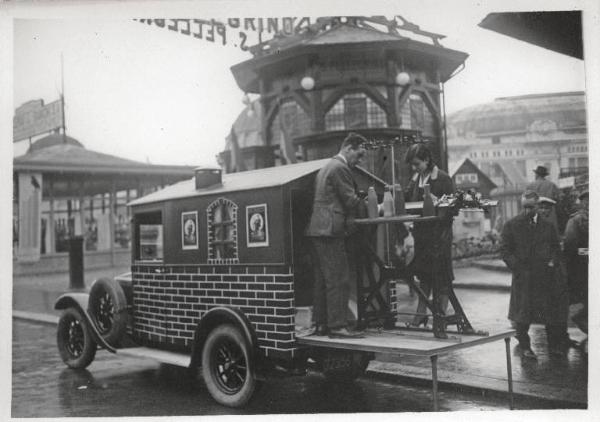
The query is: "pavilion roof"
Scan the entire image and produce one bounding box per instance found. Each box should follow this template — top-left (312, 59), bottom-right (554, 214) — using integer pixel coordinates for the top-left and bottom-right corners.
top-left (232, 17), bottom-right (469, 92)
top-left (14, 142), bottom-right (195, 176)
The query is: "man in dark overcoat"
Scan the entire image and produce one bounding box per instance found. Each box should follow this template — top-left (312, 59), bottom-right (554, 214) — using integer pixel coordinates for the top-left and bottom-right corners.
top-left (564, 190), bottom-right (589, 337)
top-left (538, 196), bottom-right (573, 354)
top-left (306, 132), bottom-right (367, 338)
top-left (500, 191), bottom-right (561, 358)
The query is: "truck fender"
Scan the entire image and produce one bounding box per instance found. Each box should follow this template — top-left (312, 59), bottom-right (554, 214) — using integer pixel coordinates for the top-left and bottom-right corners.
top-left (189, 306), bottom-right (261, 373)
top-left (54, 293), bottom-right (117, 353)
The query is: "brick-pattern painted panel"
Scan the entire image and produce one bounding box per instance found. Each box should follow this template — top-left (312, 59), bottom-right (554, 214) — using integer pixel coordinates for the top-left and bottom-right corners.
top-left (131, 264), bottom-right (297, 360)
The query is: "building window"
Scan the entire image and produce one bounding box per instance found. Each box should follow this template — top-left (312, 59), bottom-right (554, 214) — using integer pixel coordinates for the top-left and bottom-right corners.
top-left (492, 136), bottom-right (501, 144)
top-left (456, 173), bottom-right (479, 185)
top-left (325, 92), bottom-right (388, 131)
top-left (325, 99), bottom-right (345, 131)
top-left (577, 156), bottom-right (588, 167)
top-left (135, 211), bottom-right (163, 261)
top-left (207, 197), bottom-right (239, 264)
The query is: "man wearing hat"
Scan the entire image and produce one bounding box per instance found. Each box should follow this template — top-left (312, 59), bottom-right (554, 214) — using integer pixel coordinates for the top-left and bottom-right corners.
top-left (538, 196), bottom-right (573, 354)
top-left (500, 191), bottom-right (562, 358)
top-left (564, 190), bottom-right (589, 344)
top-left (527, 166), bottom-right (560, 231)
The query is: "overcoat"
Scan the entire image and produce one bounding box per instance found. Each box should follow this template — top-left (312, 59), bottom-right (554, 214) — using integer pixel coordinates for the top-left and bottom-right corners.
top-left (305, 156), bottom-right (365, 238)
top-left (500, 212), bottom-right (562, 324)
top-left (405, 166), bottom-right (455, 286)
top-left (564, 210), bottom-right (588, 303)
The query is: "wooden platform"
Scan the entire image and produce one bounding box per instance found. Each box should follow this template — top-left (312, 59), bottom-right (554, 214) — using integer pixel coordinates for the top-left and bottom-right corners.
top-left (296, 329), bottom-right (516, 357)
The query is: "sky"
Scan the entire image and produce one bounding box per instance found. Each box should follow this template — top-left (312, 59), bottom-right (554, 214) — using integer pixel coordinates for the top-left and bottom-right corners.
top-left (11, 2), bottom-right (588, 167)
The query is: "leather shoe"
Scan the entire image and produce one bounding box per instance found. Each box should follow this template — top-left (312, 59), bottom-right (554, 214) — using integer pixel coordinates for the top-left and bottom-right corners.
top-left (328, 327), bottom-right (365, 339)
top-left (521, 348), bottom-right (537, 359)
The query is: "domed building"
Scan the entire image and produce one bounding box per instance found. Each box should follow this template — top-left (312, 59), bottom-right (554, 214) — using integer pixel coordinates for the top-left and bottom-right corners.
top-left (446, 91), bottom-right (587, 228)
top-left (447, 91), bottom-right (587, 187)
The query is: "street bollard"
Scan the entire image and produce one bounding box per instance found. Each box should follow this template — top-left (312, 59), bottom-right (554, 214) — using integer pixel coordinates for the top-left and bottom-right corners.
top-left (68, 236), bottom-right (85, 290)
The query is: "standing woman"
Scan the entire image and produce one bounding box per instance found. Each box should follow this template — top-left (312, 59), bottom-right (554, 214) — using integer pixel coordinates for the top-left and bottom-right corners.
top-left (404, 144), bottom-right (455, 338)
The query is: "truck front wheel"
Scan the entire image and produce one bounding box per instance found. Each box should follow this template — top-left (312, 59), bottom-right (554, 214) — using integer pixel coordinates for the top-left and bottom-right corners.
top-left (201, 324), bottom-right (257, 408)
top-left (57, 307), bottom-right (97, 369)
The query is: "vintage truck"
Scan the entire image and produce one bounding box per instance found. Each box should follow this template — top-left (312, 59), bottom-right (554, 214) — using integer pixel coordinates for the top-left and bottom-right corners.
top-left (54, 157), bottom-right (515, 411)
top-left (54, 159), bottom-right (390, 407)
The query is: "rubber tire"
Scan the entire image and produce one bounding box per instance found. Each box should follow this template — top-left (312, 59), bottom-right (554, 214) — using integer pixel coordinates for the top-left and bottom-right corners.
top-left (57, 307), bottom-right (97, 369)
top-left (321, 351), bottom-right (370, 383)
top-left (201, 324), bottom-right (257, 408)
top-left (88, 277), bottom-right (127, 346)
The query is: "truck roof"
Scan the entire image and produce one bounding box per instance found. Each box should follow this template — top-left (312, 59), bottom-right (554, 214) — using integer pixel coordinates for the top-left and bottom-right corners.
top-left (129, 158), bottom-right (387, 207)
top-left (129, 158), bottom-right (332, 207)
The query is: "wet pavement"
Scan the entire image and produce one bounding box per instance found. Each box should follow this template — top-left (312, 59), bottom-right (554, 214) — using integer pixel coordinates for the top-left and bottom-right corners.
top-left (12, 320), bottom-right (564, 417)
top-left (389, 281), bottom-right (588, 405)
top-left (12, 264), bottom-right (589, 409)
top-left (12, 265), bottom-right (130, 317)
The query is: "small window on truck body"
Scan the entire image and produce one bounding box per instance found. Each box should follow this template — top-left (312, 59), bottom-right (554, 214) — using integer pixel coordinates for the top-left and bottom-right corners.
top-left (135, 211), bottom-right (163, 261)
top-left (207, 198), bottom-right (239, 264)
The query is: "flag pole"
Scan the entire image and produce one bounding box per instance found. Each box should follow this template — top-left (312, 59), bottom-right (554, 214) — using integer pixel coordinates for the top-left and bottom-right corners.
top-left (61, 52), bottom-right (66, 141)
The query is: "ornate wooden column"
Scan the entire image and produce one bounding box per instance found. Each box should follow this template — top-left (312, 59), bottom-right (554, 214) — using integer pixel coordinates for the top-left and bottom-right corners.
top-left (386, 57), bottom-right (398, 127)
top-left (48, 180), bottom-right (55, 254)
top-left (109, 179), bottom-right (116, 266)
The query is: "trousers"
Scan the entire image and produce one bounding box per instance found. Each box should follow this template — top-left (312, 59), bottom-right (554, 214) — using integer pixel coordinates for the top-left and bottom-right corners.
top-left (515, 322), bottom-right (569, 349)
top-left (310, 237), bottom-right (352, 329)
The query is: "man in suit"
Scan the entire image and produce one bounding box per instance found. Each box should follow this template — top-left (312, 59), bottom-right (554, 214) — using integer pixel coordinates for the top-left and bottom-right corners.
top-left (306, 132), bottom-right (368, 338)
top-left (500, 191), bottom-right (561, 358)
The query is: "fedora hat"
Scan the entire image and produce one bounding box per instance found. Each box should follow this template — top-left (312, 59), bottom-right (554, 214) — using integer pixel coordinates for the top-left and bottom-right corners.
top-left (533, 166), bottom-right (549, 177)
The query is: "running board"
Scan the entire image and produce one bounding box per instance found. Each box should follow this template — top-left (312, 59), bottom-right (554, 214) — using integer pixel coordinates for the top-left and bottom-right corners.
top-left (117, 347), bottom-right (191, 367)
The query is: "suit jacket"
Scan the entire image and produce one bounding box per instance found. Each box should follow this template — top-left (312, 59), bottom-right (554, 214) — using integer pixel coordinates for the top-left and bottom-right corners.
top-left (306, 156), bottom-right (365, 238)
top-left (500, 212), bottom-right (562, 323)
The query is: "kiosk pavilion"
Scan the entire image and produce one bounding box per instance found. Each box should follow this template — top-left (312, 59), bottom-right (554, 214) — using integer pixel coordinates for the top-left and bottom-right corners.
top-left (220, 16), bottom-right (468, 184)
top-left (13, 133), bottom-right (195, 275)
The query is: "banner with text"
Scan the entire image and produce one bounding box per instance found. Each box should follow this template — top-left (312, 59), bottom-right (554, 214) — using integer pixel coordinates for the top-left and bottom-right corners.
top-left (134, 17), bottom-right (313, 51)
top-left (13, 99), bottom-right (63, 142)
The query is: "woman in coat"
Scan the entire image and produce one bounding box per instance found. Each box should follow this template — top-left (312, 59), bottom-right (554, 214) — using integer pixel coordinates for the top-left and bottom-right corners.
top-left (404, 144), bottom-right (455, 337)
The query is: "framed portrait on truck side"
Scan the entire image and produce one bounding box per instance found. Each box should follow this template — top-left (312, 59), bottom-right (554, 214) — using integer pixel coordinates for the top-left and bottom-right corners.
top-left (246, 204), bottom-right (269, 247)
top-left (181, 211), bottom-right (198, 250)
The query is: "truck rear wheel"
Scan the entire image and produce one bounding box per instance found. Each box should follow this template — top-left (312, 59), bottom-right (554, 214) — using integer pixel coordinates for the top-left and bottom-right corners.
top-left (57, 307), bottom-right (97, 369)
top-left (201, 324), bottom-right (257, 408)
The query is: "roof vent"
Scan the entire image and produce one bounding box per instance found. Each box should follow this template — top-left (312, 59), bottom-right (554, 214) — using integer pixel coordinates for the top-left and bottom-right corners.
top-left (195, 168), bottom-right (222, 190)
